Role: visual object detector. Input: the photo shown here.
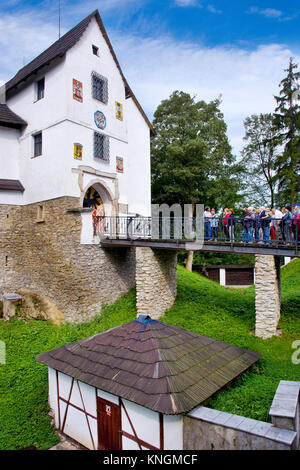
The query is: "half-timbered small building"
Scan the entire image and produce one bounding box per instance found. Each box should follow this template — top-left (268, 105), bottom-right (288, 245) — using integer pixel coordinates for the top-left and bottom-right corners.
top-left (36, 315), bottom-right (261, 450)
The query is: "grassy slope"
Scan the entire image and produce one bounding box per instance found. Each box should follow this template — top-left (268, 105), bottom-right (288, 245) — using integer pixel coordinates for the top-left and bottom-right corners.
top-left (0, 292), bottom-right (137, 450)
top-left (0, 259), bottom-right (299, 449)
top-left (164, 259), bottom-right (300, 421)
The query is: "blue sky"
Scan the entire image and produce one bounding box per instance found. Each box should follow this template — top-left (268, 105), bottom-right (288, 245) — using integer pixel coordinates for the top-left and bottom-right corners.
top-left (1, 0), bottom-right (300, 155)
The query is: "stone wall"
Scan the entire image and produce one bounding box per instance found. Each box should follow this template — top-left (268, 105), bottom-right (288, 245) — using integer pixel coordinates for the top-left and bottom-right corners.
top-left (135, 247), bottom-right (177, 319)
top-left (254, 255), bottom-right (281, 339)
top-left (183, 381), bottom-right (300, 450)
top-left (0, 197), bottom-right (136, 322)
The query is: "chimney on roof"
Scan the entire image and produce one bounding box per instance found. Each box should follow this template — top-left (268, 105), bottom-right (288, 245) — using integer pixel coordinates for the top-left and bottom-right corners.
top-left (0, 84), bottom-right (6, 104)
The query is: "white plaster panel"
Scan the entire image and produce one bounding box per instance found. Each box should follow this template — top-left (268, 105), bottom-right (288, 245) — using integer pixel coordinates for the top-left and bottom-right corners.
top-left (121, 399), bottom-right (160, 449)
top-left (58, 371), bottom-right (73, 400)
top-left (0, 191), bottom-right (24, 205)
top-left (163, 414), bottom-right (183, 450)
top-left (122, 436), bottom-right (140, 450)
top-left (77, 380), bottom-right (97, 417)
top-left (63, 404), bottom-right (96, 450)
top-left (48, 368), bottom-right (59, 428)
top-left (69, 380), bottom-right (82, 409)
top-left (97, 388), bottom-right (119, 405)
top-left (0, 127), bottom-right (20, 179)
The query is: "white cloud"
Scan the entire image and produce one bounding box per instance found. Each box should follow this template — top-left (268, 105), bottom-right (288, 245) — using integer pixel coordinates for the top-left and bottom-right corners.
top-left (175, 0), bottom-right (198, 7)
top-left (261, 8), bottom-right (282, 18)
top-left (0, 12), bottom-right (59, 82)
top-left (112, 33), bottom-right (300, 156)
top-left (207, 4), bottom-right (222, 14)
top-left (1, 9), bottom-right (299, 159)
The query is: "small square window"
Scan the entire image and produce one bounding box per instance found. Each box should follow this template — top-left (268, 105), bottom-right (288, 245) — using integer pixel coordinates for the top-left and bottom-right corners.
top-left (92, 72), bottom-right (108, 104)
top-left (94, 132), bottom-right (109, 162)
top-left (92, 45), bottom-right (99, 56)
top-left (33, 132), bottom-right (42, 157)
top-left (36, 78), bottom-right (45, 101)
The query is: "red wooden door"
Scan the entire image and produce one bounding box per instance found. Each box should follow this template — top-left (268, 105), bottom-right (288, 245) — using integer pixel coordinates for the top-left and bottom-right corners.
top-left (97, 397), bottom-right (122, 450)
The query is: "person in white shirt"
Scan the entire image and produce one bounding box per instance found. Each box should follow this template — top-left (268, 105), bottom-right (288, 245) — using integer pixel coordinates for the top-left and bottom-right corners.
top-left (204, 206), bottom-right (212, 240)
top-left (271, 208), bottom-right (283, 241)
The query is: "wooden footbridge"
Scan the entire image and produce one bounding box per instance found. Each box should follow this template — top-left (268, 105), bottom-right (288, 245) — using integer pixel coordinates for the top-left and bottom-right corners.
top-left (95, 216), bottom-right (300, 258)
top-left (94, 216), bottom-right (299, 340)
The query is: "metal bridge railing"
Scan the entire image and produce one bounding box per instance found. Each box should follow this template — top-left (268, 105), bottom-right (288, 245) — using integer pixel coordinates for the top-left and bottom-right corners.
top-left (93, 216), bottom-right (300, 252)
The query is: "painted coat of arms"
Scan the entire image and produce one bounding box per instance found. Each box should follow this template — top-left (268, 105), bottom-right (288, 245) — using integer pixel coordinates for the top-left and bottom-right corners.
top-left (94, 111), bottom-right (106, 129)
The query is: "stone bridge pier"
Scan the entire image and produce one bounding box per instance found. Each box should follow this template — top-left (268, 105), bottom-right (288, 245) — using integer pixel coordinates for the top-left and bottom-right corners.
top-left (135, 247), bottom-right (178, 319)
top-left (255, 255), bottom-right (281, 339)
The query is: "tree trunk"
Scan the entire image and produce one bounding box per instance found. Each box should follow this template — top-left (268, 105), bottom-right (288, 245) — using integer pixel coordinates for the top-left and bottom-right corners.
top-left (185, 250), bottom-right (194, 272)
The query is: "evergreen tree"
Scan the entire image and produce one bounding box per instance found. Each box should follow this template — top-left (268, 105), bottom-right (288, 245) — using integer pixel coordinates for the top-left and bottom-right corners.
top-left (274, 58), bottom-right (300, 207)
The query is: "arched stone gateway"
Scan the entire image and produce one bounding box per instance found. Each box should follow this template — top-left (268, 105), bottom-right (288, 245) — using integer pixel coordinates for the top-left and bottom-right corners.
top-left (80, 180), bottom-right (115, 244)
top-left (81, 179), bottom-right (115, 216)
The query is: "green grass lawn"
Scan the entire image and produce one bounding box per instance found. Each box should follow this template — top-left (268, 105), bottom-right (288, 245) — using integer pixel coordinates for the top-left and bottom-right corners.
top-left (0, 259), bottom-right (299, 450)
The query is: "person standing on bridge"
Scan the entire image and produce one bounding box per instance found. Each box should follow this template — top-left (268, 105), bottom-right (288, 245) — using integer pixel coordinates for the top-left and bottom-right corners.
top-left (259, 207), bottom-right (271, 245)
top-left (292, 204), bottom-right (300, 242)
top-left (204, 206), bottom-right (212, 241)
top-left (242, 206), bottom-right (249, 243)
top-left (244, 207), bottom-right (255, 243)
top-left (210, 209), bottom-right (219, 241)
top-left (282, 206), bottom-right (292, 245)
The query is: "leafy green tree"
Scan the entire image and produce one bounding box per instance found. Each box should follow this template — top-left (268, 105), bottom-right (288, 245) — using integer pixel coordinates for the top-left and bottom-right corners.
top-left (274, 58), bottom-right (300, 207)
top-left (241, 113), bottom-right (280, 207)
top-left (151, 90), bottom-right (243, 269)
top-left (151, 91), bottom-right (242, 208)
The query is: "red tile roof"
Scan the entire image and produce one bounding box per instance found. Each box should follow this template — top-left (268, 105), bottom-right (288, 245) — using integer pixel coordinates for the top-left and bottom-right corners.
top-left (36, 316), bottom-right (261, 415)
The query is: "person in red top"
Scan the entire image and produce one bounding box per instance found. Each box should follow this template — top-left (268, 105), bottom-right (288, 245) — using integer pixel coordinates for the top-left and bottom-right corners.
top-left (223, 208), bottom-right (231, 241)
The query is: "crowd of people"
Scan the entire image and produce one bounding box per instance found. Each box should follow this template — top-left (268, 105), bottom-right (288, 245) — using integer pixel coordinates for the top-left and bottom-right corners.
top-left (203, 204), bottom-right (300, 244)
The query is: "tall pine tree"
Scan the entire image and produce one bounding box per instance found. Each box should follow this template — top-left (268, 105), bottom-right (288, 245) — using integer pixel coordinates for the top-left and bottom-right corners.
top-left (274, 58), bottom-right (300, 206)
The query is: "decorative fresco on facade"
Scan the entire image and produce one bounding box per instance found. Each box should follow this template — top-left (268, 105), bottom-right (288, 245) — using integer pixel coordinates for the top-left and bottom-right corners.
top-left (116, 157), bottom-right (124, 173)
top-left (94, 110), bottom-right (106, 129)
top-left (115, 101), bottom-right (123, 121)
top-left (73, 143), bottom-right (83, 160)
top-left (73, 79), bottom-right (83, 103)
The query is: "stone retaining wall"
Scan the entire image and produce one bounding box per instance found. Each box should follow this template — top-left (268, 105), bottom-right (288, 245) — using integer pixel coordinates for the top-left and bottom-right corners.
top-left (183, 381), bottom-right (300, 450)
top-left (136, 247), bottom-right (177, 319)
top-left (0, 197), bottom-right (136, 322)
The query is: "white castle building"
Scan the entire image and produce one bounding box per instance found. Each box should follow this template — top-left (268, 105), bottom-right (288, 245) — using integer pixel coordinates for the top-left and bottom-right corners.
top-left (0, 10), bottom-right (154, 322)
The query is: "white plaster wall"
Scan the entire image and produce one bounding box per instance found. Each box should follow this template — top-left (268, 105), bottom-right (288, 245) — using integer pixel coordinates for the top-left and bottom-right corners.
top-left (121, 398), bottom-right (160, 450)
top-left (0, 127), bottom-right (20, 179)
top-left (126, 98), bottom-right (151, 216)
top-left (0, 191), bottom-right (24, 205)
top-left (48, 367), bottom-right (59, 428)
top-left (7, 57), bottom-right (67, 133)
top-left (97, 388), bottom-right (119, 405)
top-left (163, 414), bottom-right (183, 450)
top-left (51, 371), bottom-right (98, 450)
top-left (2, 15), bottom-right (151, 213)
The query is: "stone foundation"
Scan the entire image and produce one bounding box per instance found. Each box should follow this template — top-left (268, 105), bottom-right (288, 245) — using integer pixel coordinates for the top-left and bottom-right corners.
top-left (255, 255), bottom-right (281, 339)
top-left (136, 247), bottom-right (177, 319)
top-left (0, 197), bottom-right (136, 322)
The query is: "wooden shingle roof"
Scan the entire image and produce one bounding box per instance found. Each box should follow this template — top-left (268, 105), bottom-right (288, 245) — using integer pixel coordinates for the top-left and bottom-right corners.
top-left (5, 10), bottom-right (154, 135)
top-left (0, 179), bottom-right (25, 192)
top-left (0, 104), bottom-right (27, 128)
top-left (36, 316), bottom-right (261, 415)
